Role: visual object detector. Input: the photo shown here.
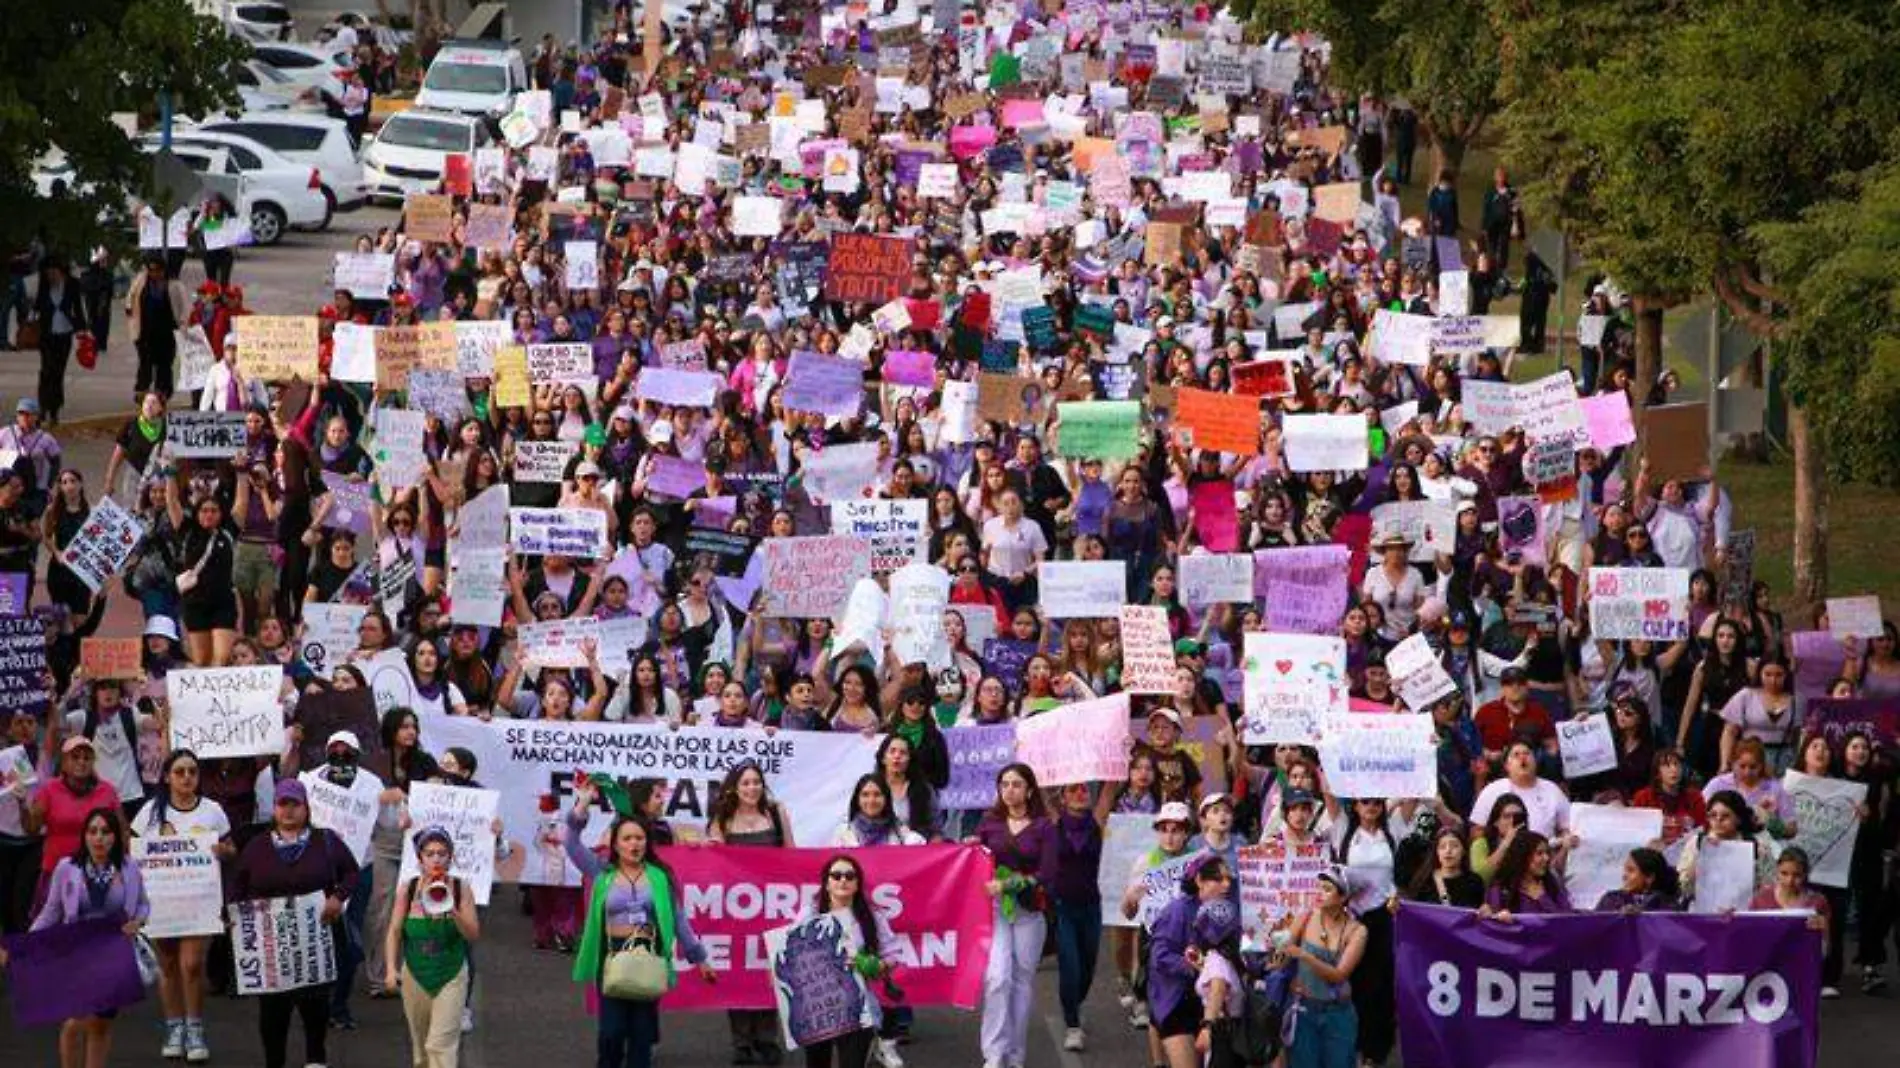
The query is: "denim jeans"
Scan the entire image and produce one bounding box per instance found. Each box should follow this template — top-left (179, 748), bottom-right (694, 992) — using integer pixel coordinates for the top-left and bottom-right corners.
top-left (330, 866), bottom-right (373, 1016)
top-left (598, 995), bottom-right (659, 1068)
top-left (1053, 897), bottom-right (1103, 1028)
top-left (1288, 999), bottom-right (1359, 1068)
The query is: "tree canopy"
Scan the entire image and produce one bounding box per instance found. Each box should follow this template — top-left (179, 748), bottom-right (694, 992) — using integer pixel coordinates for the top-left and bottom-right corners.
top-left (0, 0), bottom-right (248, 257)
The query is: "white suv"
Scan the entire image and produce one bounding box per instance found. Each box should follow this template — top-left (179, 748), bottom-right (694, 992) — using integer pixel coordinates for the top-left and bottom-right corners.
top-left (361, 109), bottom-right (491, 203)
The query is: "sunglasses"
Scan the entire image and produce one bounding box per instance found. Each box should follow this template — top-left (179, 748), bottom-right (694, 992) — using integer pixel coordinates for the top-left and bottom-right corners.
top-left (826, 869), bottom-right (859, 883)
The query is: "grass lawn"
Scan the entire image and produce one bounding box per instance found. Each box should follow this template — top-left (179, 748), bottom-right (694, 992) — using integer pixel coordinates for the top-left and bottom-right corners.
top-left (1385, 143), bottom-right (1900, 612)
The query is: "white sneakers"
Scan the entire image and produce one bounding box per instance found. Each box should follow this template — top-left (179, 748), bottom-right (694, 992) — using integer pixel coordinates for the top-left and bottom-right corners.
top-left (1063, 1027), bottom-right (1086, 1051)
top-left (875, 1037), bottom-right (904, 1067)
top-left (461, 1007), bottom-right (476, 1033)
top-left (161, 1020), bottom-right (184, 1059)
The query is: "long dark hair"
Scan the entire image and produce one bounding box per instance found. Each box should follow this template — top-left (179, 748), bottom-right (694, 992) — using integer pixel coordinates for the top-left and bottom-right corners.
top-left (710, 760), bottom-right (779, 836)
top-left (874, 733), bottom-right (937, 836)
top-left (1705, 789), bottom-right (1761, 838)
top-left (985, 762), bottom-right (1048, 821)
top-left (1626, 847), bottom-right (1681, 900)
top-left (72, 806), bottom-right (129, 868)
top-left (810, 853), bottom-right (881, 958)
top-left (1404, 827), bottom-right (1471, 900)
top-left (1492, 830), bottom-right (1556, 913)
top-left (145, 748), bottom-right (202, 835)
top-left (603, 814), bottom-right (675, 886)
top-left (1482, 792), bottom-right (1528, 851)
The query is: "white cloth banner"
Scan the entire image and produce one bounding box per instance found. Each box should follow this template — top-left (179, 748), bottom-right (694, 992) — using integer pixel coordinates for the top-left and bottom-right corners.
top-left (422, 718), bottom-right (878, 885)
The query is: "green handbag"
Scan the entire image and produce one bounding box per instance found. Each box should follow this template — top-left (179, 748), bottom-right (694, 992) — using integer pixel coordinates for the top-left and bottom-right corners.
top-left (602, 930), bottom-right (670, 1001)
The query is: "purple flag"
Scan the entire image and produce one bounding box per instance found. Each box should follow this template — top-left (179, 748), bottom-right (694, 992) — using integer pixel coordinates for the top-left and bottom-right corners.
top-left (0, 573), bottom-right (26, 616)
top-left (1254, 545), bottom-right (1349, 635)
top-left (5, 916), bottom-right (146, 1026)
top-left (941, 723), bottom-right (1017, 811)
top-left (1396, 904), bottom-right (1820, 1068)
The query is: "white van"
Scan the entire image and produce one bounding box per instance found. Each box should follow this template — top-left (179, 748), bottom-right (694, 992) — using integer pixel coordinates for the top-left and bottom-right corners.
top-left (414, 41), bottom-right (527, 119)
top-left (360, 109), bottom-right (491, 202)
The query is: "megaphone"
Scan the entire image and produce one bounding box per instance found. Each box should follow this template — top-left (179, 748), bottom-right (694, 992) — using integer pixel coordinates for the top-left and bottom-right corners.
top-left (421, 877), bottom-right (454, 916)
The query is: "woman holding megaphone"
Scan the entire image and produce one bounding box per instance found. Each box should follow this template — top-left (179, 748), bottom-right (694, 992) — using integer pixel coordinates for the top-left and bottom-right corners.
top-left (384, 826), bottom-right (481, 1068)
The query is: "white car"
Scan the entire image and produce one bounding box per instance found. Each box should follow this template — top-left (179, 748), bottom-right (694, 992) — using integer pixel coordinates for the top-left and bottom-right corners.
top-left (226, 1), bottom-right (294, 42)
top-left (193, 113), bottom-right (368, 212)
top-left (415, 42), bottom-right (527, 118)
top-left (360, 109), bottom-right (492, 203)
top-left (250, 42), bottom-right (355, 102)
top-left (143, 134), bottom-right (329, 243)
top-left (229, 60), bottom-right (319, 112)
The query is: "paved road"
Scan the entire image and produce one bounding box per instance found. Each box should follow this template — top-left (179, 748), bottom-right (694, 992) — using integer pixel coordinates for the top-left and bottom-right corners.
top-left (0, 891), bottom-right (1894, 1066)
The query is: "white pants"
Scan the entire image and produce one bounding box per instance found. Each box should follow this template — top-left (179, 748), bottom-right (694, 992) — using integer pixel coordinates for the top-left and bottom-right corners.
top-left (979, 905), bottom-right (1045, 1066)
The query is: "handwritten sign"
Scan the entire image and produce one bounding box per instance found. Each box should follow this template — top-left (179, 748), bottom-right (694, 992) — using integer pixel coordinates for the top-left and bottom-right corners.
top-left (1826, 596), bottom-right (1885, 640)
top-left (404, 193), bottom-right (454, 243)
top-left (526, 342), bottom-right (594, 385)
top-left (1038, 560), bottom-right (1128, 619)
top-left (830, 499), bottom-right (928, 573)
top-left (1588, 567), bottom-right (1691, 641)
top-left (1015, 694), bottom-right (1131, 786)
top-left (0, 617), bottom-right (47, 719)
top-left (1256, 545), bottom-right (1350, 635)
top-left (1178, 552), bottom-right (1253, 608)
top-left (133, 833), bottom-right (225, 938)
top-left (1387, 633), bottom-right (1457, 710)
top-left (1283, 413), bottom-right (1369, 472)
top-left (80, 637), bottom-right (142, 679)
top-left (824, 233), bottom-right (911, 304)
top-left (761, 536), bottom-right (873, 618)
top-left (333, 253), bottom-right (395, 299)
top-left (1175, 387), bottom-right (1260, 455)
top-left (783, 350), bottom-right (866, 418)
top-left (1238, 839), bottom-right (1330, 932)
top-left (1318, 712), bottom-right (1437, 799)
top-left (398, 783), bottom-right (503, 906)
top-left (59, 496), bottom-right (145, 593)
top-left (229, 893), bottom-right (338, 995)
top-left (236, 316), bottom-right (318, 382)
top-left (1242, 631), bottom-right (1348, 744)
top-left (167, 666), bottom-right (285, 759)
top-left (509, 507), bottom-right (608, 559)
top-left (1120, 606), bottom-right (1177, 695)
top-left (1556, 715), bottom-right (1618, 779)
top-left (1056, 401), bottom-right (1142, 460)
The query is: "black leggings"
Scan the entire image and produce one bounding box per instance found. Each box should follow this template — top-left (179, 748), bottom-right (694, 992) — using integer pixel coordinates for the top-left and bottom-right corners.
top-left (258, 983), bottom-right (330, 1068)
top-left (802, 1026), bottom-right (873, 1068)
top-left (1352, 906), bottom-right (1397, 1063)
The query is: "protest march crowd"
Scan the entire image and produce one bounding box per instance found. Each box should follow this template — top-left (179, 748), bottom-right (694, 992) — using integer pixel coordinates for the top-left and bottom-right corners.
top-left (0, 0), bottom-right (1890, 1067)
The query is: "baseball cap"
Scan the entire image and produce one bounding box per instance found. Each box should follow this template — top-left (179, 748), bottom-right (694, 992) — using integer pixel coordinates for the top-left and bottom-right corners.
top-left (15, 398), bottom-right (39, 415)
top-left (1147, 707), bottom-right (1183, 727)
top-left (1283, 787), bottom-right (1318, 808)
top-left (1153, 801), bottom-right (1194, 828)
top-left (61, 736), bottom-right (95, 755)
top-left (1198, 792), bottom-right (1233, 814)
top-left (274, 779), bottom-right (308, 805)
top-left (1173, 638), bottom-right (1206, 657)
top-left (327, 729), bottom-right (362, 752)
top-left (574, 460), bottom-right (602, 479)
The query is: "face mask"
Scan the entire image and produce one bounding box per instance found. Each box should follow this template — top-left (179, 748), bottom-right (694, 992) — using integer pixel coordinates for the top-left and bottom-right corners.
top-left (326, 752), bottom-right (358, 785)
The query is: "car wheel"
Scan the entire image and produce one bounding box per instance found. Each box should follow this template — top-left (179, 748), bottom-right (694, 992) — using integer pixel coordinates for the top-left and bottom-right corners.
top-left (318, 187), bottom-right (337, 230)
top-left (250, 203), bottom-right (287, 246)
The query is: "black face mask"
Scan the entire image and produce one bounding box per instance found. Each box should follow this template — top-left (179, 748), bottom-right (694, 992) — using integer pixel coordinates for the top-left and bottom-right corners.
top-left (326, 752), bottom-right (358, 786)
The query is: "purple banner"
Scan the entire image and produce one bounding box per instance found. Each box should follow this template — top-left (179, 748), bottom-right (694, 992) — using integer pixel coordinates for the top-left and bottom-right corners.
top-left (1254, 545), bottom-right (1349, 635)
top-left (1395, 904), bottom-right (1820, 1068)
top-left (320, 472), bottom-right (373, 535)
top-left (941, 722), bottom-right (1017, 810)
top-left (883, 349), bottom-right (936, 387)
top-left (895, 150), bottom-right (929, 187)
top-left (4, 916), bottom-right (146, 1026)
top-left (1803, 697), bottom-right (1900, 751)
top-left (646, 453), bottom-right (707, 501)
top-left (0, 573), bottom-right (26, 616)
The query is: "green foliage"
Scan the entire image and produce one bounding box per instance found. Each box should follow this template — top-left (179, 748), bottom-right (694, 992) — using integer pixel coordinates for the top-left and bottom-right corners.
top-left (1235, 0), bottom-right (1500, 167)
top-left (0, 0), bottom-right (249, 258)
top-left (1756, 159), bottom-right (1900, 486)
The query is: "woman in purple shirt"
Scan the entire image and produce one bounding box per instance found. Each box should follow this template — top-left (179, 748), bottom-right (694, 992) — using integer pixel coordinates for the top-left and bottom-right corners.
top-left (1481, 830), bottom-right (1573, 920)
top-left (2, 806), bottom-right (149, 1068)
top-left (971, 762), bottom-right (1057, 1068)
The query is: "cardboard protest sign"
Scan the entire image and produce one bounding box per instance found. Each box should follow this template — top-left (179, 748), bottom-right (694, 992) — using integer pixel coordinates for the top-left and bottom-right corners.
top-left (235, 316), bottom-right (318, 382)
top-left (1565, 805), bottom-right (1664, 909)
top-left (166, 666), bottom-right (285, 759)
top-left (830, 499), bottom-right (928, 573)
top-left (767, 914), bottom-right (881, 1050)
top-left (59, 497), bottom-right (145, 593)
top-left (80, 637), bottom-right (142, 679)
top-left (1175, 387), bottom-right (1260, 455)
top-left (1038, 560), bottom-right (1128, 619)
top-left (133, 833), bottom-right (225, 938)
top-left (398, 783), bottom-right (502, 905)
top-left (508, 507), bottom-right (608, 559)
top-left (761, 536), bottom-right (873, 618)
top-left (1644, 402), bottom-right (1711, 483)
top-left (1014, 694), bottom-right (1131, 786)
top-left (229, 893), bottom-right (338, 994)
top-left (1119, 606), bottom-right (1178, 695)
top-left (1242, 631), bottom-right (1348, 744)
top-left (404, 193), bottom-right (454, 243)
top-left (1318, 711), bottom-right (1437, 798)
top-left (1588, 567), bottom-right (1691, 641)
top-left (1055, 401), bottom-right (1142, 460)
top-left (783, 350), bottom-right (866, 418)
top-left (526, 342), bottom-right (594, 385)
top-left (824, 233), bottom-right (911, 304)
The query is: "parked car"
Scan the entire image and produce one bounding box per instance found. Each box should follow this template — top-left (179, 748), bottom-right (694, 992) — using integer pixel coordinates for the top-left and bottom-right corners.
top-left (360, 108), bottom-right (491, 203)
top-left (229, 59), bottom-right (321, 113)
top-left (140, 134), bottom-right (329, 244)
top-left (193, 113), bottom-right (368, 212)
top-left (250, 42), bottom-right (355, 101)
top-left (225, 0), bottom-right (294, 42)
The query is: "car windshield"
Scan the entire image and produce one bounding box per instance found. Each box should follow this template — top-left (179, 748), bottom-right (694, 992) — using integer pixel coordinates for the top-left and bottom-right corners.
top-left (424, 61), bottom-right (507, 95)
top-left (379, 116), bottom-right (471, 152)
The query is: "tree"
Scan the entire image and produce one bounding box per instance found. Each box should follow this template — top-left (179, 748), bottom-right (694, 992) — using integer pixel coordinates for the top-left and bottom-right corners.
top-left (0, 0), bottom-right (247, 258)
top-left (1233, 0), bottom-right (1500, 182)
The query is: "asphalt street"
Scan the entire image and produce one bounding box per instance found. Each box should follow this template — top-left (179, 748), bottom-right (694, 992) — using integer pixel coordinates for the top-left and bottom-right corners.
top-left (2, 182), bottom-right (1895, 1068)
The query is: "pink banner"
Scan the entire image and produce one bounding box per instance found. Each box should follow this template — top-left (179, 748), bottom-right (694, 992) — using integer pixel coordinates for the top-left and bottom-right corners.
top-left (1189, 479), bottom-right (1239, 551)
top-left (662, 844), bottom-right (994, 1011)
